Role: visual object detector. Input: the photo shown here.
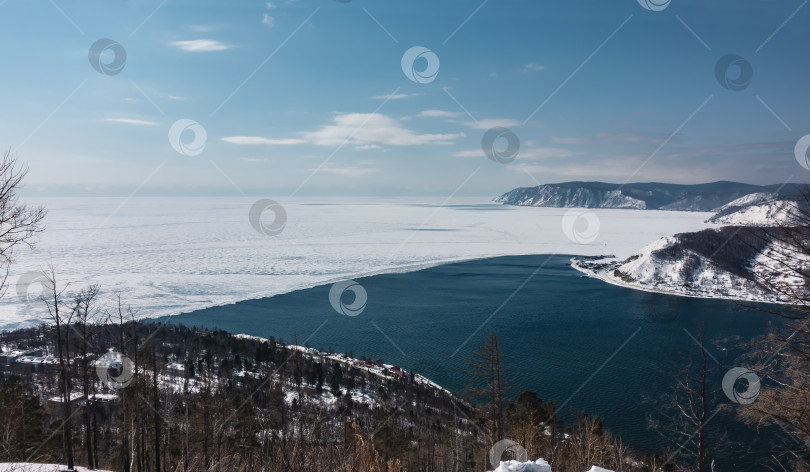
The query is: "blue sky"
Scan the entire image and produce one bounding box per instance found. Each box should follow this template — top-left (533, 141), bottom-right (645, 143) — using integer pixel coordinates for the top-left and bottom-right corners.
top-left (1, 0), bottom-right (809, 196)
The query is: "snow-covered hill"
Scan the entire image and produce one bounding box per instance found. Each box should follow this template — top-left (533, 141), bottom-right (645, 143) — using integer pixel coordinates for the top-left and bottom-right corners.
top-left (707, 194), bottom-right (807, 226)
top-left (495, 181), bottom-right (805, 211)
top-left (495, 186), bottom-right (646, 209)
top-left (572, 225), bottom-right (809, 303)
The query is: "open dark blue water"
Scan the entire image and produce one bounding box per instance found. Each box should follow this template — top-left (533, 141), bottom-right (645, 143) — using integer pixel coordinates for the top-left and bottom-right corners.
top-left (162, 255), bottom-right (784, 470)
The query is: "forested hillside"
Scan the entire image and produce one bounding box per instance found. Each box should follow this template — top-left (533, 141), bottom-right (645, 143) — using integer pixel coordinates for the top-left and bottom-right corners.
top-left (0, 322), bottom-right (665, 472)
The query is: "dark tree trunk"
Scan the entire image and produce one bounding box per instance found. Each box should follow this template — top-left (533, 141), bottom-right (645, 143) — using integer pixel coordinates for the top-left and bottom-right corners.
top-left (152, 351), bottom-right (161, 472)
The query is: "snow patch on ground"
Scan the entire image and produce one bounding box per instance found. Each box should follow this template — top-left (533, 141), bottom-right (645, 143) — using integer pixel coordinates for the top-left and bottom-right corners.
top-left (490, 459), bottom-right (613, 472)
top-left (0, 464), bottom-right (112, 472)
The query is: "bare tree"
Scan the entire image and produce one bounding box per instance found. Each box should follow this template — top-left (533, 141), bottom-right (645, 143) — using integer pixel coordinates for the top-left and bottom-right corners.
top-left (42, 269), bottom-right (77, 471)
top-left (465, 331), bottom-right (509, 445)
top-left (73, 284), bottom-right (104, 469)
top-left (0, 151), bottom-right (46, 294)
top-left (735, 191), bottom-right (810, 469)
top-left (649, 330), bottom-right (717, 472)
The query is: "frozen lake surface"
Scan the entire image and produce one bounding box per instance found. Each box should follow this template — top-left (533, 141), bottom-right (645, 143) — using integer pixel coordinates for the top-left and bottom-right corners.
top-left (0, 197), bottom-right (712, 329)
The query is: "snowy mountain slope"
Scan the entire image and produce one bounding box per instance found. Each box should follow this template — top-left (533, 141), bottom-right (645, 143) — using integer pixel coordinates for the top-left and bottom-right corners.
top-left (707, 194), bottom-right (809, 226)
top-left (572, 226), bottom-right (809, 303)
top-left (714, 192), bottom-right (777, 212)
top-left (496, 181), bottom-right (805, 211)
top-left (494, 186), bottom-right (646, 209)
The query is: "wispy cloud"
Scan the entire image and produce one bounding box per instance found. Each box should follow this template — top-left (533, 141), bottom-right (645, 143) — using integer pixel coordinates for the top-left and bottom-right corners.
top-left (418, 110), bottom-right (464, 118)
top-left (305, 113), bottom-right (463, 146)
top-left (595, 131), bottom-right (662, 143)
top-left (520, 147), bottom-right (574, 159)
top-left (262, 2), bottom-right (276, 28)
top-left (551, 136), bottom-right (585, 145)
top-left (104, 118), bottom-right (159, 126)
top-left (223, 113), bottom-right (464, 148)
top-left (454, 146), bottom-right (573, 159)
top-left (463, 118), bottom-right (522, 130)
top-left (221, 136), bottom-right (306, 145)
top-left (372, 92), bottom-right (424, 100)
top-left (310, 166), bottom-right (377, 177)
top-left (523, 62), bottom-right (545, 72)
top-left (170, 39), bottom-right (232, 52)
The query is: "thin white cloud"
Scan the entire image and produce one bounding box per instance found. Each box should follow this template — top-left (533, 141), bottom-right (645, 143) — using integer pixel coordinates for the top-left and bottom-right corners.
top-left (453, 146), bottom-right (572, 159)
top-left (372, 93), bottom-right (424, 100)
top-left (595, 131), bottom-right (660, 143)
top-left (224, 113), bottom-right (463, 148)
top-left (170, 39), bottom-right (232, 52)
top-left (463, 118), bottom-right (522, 130)
top-left (104, 118), bottom-right (159, 126)
top-left (418, 110), bottom-right (464, 118)
top-left (520, 147), bottom-right (574, 159)
top-left (551, 136), bottom-right (585, 145)
top-left (262, 13), bottom-right (274, 28)
top-left (265, 2), bottom-right (276, 8)
top-left (453, 149), bottom-right (485, 158)
top-left (304, 113), bottom-right (463, 146)
top-left (311, 166), bottom-right (376, 177)
top-left (523, 63), bottom-right (545, 72)
top-left (221, 136), bottom-right (306, 145)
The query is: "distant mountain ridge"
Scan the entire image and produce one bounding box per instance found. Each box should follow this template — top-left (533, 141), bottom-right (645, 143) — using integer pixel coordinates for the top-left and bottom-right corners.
top-left (495, 181), bottom-right (806, 212)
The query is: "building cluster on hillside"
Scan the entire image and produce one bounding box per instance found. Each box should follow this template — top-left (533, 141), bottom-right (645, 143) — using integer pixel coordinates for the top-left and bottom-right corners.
top-left (319, 350), bottom-right (414, 381)
top-left (0, 347), bottom-right (58, 369)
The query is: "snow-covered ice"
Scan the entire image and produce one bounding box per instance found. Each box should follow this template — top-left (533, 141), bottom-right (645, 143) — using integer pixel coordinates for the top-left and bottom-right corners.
top-left (0, 197), bottom-right (712, 329)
